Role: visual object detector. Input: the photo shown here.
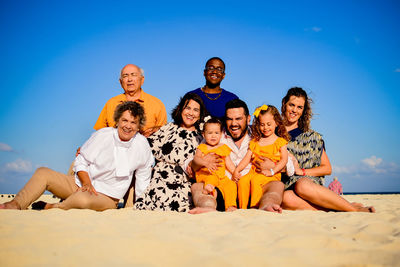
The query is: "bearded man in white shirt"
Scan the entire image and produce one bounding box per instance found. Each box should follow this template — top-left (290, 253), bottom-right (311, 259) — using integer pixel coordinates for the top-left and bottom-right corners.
top-left (189, 99), bottom-right (285, 214)
top-left (0, 102), bottom-right (154, 211)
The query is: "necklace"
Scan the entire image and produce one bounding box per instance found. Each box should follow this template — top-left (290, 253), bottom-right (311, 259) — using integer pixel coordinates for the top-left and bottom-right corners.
top-left (201, 87), bottom-right (222, 101)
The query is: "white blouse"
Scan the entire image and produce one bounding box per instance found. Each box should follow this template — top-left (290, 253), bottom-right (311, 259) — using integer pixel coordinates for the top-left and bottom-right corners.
top-left (73, 127), bottom-right (154, 199)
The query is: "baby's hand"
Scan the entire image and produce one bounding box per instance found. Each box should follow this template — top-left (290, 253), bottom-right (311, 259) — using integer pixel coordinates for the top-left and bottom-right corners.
top-left (232, 170), bottom-right (241, 182)
top-left (203, 184), bottom-right (215, 195)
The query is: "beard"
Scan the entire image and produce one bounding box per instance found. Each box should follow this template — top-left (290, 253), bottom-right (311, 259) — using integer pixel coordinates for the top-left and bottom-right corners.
top-left (227, 124), bottom-right (248, 142)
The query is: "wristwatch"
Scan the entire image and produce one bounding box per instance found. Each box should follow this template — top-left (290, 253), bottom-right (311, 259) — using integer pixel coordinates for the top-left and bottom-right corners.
top-left (270, 169), bottom-right (275, 175)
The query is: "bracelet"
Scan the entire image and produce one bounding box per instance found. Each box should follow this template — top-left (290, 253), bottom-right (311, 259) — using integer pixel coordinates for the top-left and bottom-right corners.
top-left (270, 169), bottom-right (275, 176)
top-left (302, 168), bottom-right (306, 176)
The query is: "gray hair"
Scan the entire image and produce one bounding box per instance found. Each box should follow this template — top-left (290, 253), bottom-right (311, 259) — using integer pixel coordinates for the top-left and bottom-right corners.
top-left (119, 64), bottom-right (145, 79)
top-left (113, 101), bottom-right (146, 130)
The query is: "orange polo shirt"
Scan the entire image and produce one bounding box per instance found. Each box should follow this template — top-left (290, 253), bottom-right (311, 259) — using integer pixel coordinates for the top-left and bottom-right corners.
top-left (94, 90), bottom-right (167, 132)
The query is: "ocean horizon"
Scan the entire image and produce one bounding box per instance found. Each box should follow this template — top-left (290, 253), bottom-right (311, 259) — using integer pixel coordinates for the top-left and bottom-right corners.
top-left (343, 191), bottom-right (400, 195)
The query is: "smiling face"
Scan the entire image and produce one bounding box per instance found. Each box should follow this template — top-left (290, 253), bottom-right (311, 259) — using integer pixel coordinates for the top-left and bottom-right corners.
top-left (225, 107), bottom-right (250, 141)
top-left (258, 112), bottom-right (277, 138)
top-left (284, 96), bottom-right (306, 126)
top-left (117, 110), bottom-right (140, 141)
top-left (203, 123), bottom-right (222, 147)
top-left (181, 99), bottom-right (200, 130)
top-left (119, 64), bottom-right (144, 96)
top-left (204, 58), bottom-right (225, 87)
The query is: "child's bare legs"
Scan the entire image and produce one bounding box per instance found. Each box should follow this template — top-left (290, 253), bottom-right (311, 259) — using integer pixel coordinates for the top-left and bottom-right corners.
top-left (259, 181), bottom-right (284, 213)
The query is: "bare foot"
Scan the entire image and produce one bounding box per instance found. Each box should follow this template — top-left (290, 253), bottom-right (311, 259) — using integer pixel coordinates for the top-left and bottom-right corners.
top-left (226, 206), bottom-right (237, 212)
top-left (259, 203), bottom-right (282, 213)
top-left (0, 201), bottom-right (21, 210)
top-left (351, 202), bottom-right (363, 208)
top-left (188, 207), bottom-right (217, 214)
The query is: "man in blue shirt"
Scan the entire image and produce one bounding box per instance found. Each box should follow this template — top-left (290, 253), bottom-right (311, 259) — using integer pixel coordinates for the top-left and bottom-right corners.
top-left (190, 57), bottom-right (238, 118)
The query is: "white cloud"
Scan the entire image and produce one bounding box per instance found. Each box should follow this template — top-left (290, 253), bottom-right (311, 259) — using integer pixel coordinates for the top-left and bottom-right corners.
top-left (3, 159), bottom-right (33, 173)
top-left (304, 26), bottom-right (322, 32)
top-left (395, 68), bottom-right (400, 73)
top-left (334, 156), bottom-right (399, 177)
top-left (362, 155), bottom-right (382, 168)
top-left (0, 143), bottom-right (12, 152)
top-left (311, 26), bottom-right (322, 32)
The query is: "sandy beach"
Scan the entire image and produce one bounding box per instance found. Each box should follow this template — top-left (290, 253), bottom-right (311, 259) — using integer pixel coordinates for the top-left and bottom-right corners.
top-left (0, 194), bottom-right (399, 266)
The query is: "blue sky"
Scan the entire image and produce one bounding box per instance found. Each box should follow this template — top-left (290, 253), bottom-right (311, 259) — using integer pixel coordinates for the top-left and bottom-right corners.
top-left (0, 0), bottom-right (399, 193)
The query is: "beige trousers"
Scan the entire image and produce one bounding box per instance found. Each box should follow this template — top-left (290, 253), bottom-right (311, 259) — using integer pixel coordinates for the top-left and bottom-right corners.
top-left (14, 167), bottom-right (117, 211)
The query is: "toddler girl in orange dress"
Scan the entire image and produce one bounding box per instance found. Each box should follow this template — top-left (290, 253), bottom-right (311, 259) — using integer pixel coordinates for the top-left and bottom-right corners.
top-left (233, 105), bottom-right (289, 209)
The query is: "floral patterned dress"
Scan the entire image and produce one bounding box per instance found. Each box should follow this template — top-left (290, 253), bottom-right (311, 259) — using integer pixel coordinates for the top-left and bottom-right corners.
top-left (134, 123), bottom-right (202, 212)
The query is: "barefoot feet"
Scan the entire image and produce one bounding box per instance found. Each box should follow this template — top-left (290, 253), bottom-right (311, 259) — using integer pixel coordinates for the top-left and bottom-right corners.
top-left (259, 203), bottom-right (282, 213)
top-left (189, 207), bottom-right (218, 214)
top-left (0, 200), bottom-right (21, 210)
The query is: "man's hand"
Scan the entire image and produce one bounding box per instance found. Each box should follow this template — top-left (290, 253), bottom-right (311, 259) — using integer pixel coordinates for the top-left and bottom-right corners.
top-left (203, 153), bottom-right (223, 173)
top-left (253, 156), bottom-right (275, 174)
top-left (142, 126), bottom-right (161, 137)
top-left (75, 147), bottom-right (81, 157)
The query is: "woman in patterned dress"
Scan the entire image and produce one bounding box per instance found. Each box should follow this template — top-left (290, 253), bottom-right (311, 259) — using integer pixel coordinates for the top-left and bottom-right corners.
top-left (280, 87), bottom-right (374, 212)
top-left (135, 93), bottom-right (207, 212)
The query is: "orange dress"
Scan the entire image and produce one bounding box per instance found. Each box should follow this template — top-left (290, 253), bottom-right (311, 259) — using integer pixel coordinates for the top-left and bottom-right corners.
top-left (238, 137), bottom-right (287, 209)
top-left (195, 144), bottom-right (237, 209)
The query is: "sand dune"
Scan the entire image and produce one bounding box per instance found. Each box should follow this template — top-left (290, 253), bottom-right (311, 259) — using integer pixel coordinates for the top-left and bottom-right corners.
top-left (1, 194), bottom-right (399, 266)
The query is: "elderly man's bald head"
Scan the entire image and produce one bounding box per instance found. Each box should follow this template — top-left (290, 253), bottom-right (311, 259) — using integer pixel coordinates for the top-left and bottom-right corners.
top-left (120, 64), bottom-right (145, 79)
top-left (119, 64), bottom-right (145, 97)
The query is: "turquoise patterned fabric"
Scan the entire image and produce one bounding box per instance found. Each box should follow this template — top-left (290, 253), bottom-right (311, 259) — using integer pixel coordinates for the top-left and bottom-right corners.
top-left (283, 130), bottom-right (325, 189)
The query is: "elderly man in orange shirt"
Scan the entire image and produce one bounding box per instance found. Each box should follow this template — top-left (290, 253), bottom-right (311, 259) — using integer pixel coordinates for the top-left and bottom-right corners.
top-left (94, 64), bottom-right (167, 137)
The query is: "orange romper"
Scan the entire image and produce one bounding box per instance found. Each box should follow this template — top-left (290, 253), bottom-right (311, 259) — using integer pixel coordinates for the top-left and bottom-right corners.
top-left (195, 144), bottom-right (237, 209)
top-left (238, 137), bottom-right (287, 209)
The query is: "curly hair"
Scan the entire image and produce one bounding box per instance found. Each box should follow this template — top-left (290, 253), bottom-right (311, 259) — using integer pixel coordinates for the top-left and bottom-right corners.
top-left (281, 87), bottom-right (313, 132)
top-left (171, 92), bottom-right (207, 131)
top-left (113, 101), bottom-right (146, 130)
top-left (252, 105), bottom-right (290, 141)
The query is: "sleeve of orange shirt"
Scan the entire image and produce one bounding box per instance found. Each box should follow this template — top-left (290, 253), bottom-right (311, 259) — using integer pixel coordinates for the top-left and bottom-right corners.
top-left (156, 101), bottom-right (167, 127)
top-left (93, 103), bottom-right (108, 130)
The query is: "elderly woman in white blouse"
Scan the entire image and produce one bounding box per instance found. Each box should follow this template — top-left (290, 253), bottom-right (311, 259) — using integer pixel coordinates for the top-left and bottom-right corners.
top-left (0, 101), bottom-right (154, 211)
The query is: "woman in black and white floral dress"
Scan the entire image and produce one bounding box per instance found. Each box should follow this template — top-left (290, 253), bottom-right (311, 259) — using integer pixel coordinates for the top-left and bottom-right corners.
top-left (135, 93), bottom-right (207, 212)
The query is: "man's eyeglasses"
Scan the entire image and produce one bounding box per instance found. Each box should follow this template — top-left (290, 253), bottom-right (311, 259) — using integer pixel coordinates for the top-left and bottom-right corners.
top-left (205, 66), bottom-right (225, 73)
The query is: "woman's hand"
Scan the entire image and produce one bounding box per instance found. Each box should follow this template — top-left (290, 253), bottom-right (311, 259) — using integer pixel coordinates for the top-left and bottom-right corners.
top-left (78, 183), bottom-right (98, 195)
top-left (289, 154), bottom-right (303, 175)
